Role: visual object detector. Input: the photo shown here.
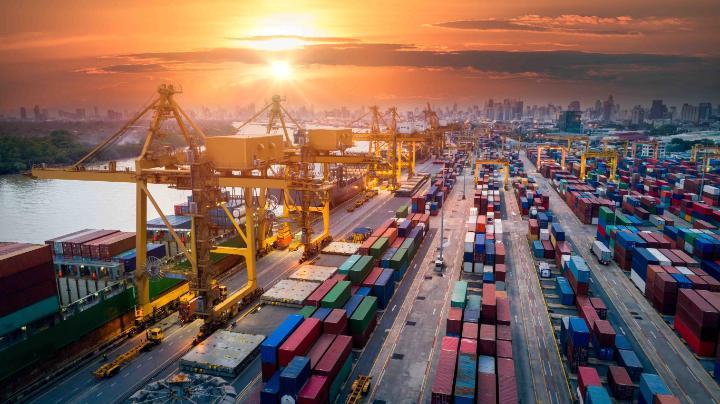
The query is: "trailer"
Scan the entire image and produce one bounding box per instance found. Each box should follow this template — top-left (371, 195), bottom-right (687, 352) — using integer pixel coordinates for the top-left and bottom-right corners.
top-left (591, 240), bottom-right (613, 265)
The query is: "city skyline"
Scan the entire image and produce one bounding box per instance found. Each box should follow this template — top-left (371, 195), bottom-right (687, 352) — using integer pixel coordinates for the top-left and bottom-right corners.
top-left (1, 1), bottom-right (719, 112)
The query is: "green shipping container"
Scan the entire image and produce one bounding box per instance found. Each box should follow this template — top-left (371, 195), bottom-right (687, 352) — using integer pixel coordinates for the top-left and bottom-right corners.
top-left (395, 204), bottom-right (409, 218)
top-left (298, 306), bottom-right (316, 318)
top-left (339, 254), bottom-right (362, 275)
top-left (400, 238), bottom-right (416, 257)
top-left (349, 296), bottom-right (378, 335)
top-left (599, 206), bottom-right (614, 223)
top-left (370, 237), bottom-right (389, 258)
top-left (329, 354), bottom-right (353, 401)
top-left (349, 255), bottom-right (374, 284)
top-left (390, 248), bottom-right (409, 270)
top-left (451, 281), bottom-right (468, 308)
top-left (0, 295), bottom-right (59, 336)
top-left (321, 281), bottom-right (351, 308)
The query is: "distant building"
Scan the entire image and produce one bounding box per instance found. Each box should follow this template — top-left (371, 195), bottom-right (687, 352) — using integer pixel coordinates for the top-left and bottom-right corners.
top-left (699, 103), bottom-right (713, 123)
top-left (568, 101), bottom-right (581, 111)
top-left (602, 95), bottom-right (615, 123)
top-left (558, 111), bottom-right (582, 133)
top-left (681, 103), bottom-right (699, 123)
top-left (648, 100), bottom-right (669, 120)
top-left (33, 105), bottom-right (41, 121)
top-left (630, 105), bottom-right (645, 125)
top-left (19, 106), bottom-right (26, 120)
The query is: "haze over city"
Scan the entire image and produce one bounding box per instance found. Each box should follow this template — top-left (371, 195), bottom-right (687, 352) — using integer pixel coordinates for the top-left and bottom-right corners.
top-left (1, 0), bottom-right (719, 115)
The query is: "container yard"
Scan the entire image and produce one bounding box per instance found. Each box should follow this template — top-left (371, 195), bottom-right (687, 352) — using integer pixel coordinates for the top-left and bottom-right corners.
top-left (2, 87), bottom-right (719, 404)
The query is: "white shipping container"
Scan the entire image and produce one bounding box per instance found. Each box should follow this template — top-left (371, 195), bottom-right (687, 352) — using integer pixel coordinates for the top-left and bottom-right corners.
top-left (495, 222), bottom-right (503, 234)
top-left (675, 266), bottom-right (691, 275)
top-left (630, 269), bottom-right (646, 293)
top-left (463, 262), bottom-right (473, 273)
top-left (487, 212), bottom-right (495, 220)
top-left (647, 248), bottom-right (671, 266)
top-left (470, 207), bottom-right (478, 216)
top-left (483, 265), bottom-right (493, 274)
top-left (464, 232), bottom-right (475, 253)
top-left (486, 225), bottom-right (495, 234)
top-left (704, 185), bottom-right (720, 196)
top-left (474, 263), bottom-right (484, 273)
top-left (540, 229), bottom-right (550, 241)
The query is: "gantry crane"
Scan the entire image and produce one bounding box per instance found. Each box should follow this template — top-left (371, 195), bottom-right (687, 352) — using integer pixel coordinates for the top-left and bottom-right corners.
top-left (474, 159), bottom-right (510, 189)
top-left (31, 85), bottom-right (379, 339)
top-left (536, 145), bottom-right (567, 170)
top-left (537, 134), bottom-right (589, 154)
top-left (579, 150), bottom-right (619, 182)
top-left (625, 140), bottom-right (660, 159)
top-left (691, 144), bottom-right (720, 163)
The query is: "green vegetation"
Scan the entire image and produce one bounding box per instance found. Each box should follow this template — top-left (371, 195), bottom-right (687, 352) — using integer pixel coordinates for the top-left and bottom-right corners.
top-left (0, 130), bottom-right (140, 174)
top-left (665, 137), bottom-right (716, 153)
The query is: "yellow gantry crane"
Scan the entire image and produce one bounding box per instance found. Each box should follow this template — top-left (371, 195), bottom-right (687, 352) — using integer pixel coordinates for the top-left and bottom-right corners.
top-left (625, 140), bottom-right (660, 159)
top-left (536, 145), bottom-right (567, 170)
top-left (31, 85), bottom-right (383, 339)
top-left (579, 150), bottom-right (619, 182)
top-left (691, 144), bottom-right (720, 163)
top-left (474, 159), bottom-right (510, 189)
top-left (537, 134), bottom-right (589, 154)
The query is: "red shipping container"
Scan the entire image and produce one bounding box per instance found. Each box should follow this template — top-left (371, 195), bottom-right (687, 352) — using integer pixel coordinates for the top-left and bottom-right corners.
top-left (431, 344), bottom-right (458, 404)
top-left (315, 334), bottom-right (352, 377)
top-left (298, 374), bottom-right (329, 404)
top-left (459, 337), bottom-right (477, 355)
top-left (482, 283), bottom-right (497, 324)
top-left (496, 339), bottom-right (513, 359)
top-left (496, 324), bottom-right (512, 341)
top-left (462, 322), bottom-right (478, 340)
top-left (479, 324), bottom-right (496, 356)
top-left (278, 318), bottom-right (322, 366)
top-left (361, 267), bottom-right (383, 288)
top-left (323, 309), bottom-right (348, 335)
top-left (306, 279), bottom-right (339, 307)
top-left (382, 228), bottom-right (398, 245)
top-left (592, 320), bottom-right (616, 347)
top-left (607, 365), bottom-right (634, 401)
top-left (494, 264), bottom-right (506, 282)
top-left (391, 237), bottom-right (404, 249)
top-left (476, 373), bottom-right (497, 404)
top-left (496, 242), bottom-right (506, 264)
top-left (0, 244), bottom-right (53, 277)
top-left (589, 297), bottom-right (607, 320)
top-left (496, 296), bottom-right (511, 326)
top-left (307, 334), bottom-right (336, 369)
top-left (674, 314), bottom-right (717, 356)
top-left (578, 366), bottom-right (601, 398)
top-left (358, 236), bottom-right (378, 255)
top-left (447, 307), bottom-right (463, 335)
top-left (654, 395), bottom-right (681, 404)
top-left (497, 358), bottom-right (518, 404)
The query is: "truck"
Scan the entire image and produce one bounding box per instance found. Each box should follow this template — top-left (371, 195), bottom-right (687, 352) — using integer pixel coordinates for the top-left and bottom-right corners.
top-left (93, 327), bottom-right (164, 379)
top-left (591, 240), bottom-right (613, 265)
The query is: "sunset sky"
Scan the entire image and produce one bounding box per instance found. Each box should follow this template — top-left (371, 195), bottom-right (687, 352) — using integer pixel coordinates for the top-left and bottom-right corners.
top-left (1, 0), bottom-right (718, 114)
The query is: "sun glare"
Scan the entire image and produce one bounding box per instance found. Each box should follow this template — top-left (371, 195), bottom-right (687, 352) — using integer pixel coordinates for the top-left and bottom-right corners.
top-left (270, 61), bottom-right (293, 80)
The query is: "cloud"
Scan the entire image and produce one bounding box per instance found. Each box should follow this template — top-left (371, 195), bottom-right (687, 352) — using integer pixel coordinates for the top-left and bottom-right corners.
top-left (432, 15), bottom-right (689, 36)
top-left (79, 63), bottom-right (169, 74)
top-left (0, 32), bottom-right (111, 51)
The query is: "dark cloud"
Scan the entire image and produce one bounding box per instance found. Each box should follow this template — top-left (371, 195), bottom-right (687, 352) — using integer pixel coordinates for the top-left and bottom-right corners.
top-left (431, 15), bottom-right (687, 36)
top-left (225, 35), bottom-right (359, 43)
top-left (119, 43), bottom-right (710, 82)
top-left (82, 63), bottom-right (169, 74)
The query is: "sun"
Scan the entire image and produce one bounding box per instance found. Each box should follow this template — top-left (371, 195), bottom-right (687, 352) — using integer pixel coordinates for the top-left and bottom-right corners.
top-left (270, 61), bottom-right (293, 80)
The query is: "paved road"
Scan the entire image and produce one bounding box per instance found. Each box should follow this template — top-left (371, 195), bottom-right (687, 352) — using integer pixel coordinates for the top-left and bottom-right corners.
top-left (503, 185), bottom-right (571, 404)
top-left (522, 152), bottom-right (720, 403)
top-left (29, 161), bottom-right (438, 404)
top-left (365, 174), bottom-right (468, 403)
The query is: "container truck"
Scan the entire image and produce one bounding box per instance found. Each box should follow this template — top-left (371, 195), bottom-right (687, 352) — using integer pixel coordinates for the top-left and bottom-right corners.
top-left (591, 240), bottom-right (613, 265)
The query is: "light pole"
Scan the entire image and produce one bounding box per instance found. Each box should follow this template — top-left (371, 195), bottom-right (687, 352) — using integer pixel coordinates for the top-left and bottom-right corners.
top-left (462, 169), bottom-right (466, 200)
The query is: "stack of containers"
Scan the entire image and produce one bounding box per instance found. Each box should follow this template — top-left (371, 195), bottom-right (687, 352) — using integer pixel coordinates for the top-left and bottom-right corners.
top-left (430, 336), bottom-right (459, 403)
top-left (560, 316), bottom-right (590, 372)
top-left (564, 256), bottom-right (590, 296)
top-left (0, 243), bottom-right (59, 335)
top-left (674, 289), bottom-right (719, 356)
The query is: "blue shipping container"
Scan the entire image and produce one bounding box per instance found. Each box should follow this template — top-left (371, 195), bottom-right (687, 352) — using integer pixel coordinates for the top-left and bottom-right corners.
top-left (639, 373), bottom-right (670, 404)
top-left (453, 353), bottom-right (477, 404)
top-left (373, 269), bottom-right (395, 309)
top-left (586, 385), bottom-right (611, 404)
top-left (261, 371), bottom-right (281, 404)
top-left (279, 356), bottom-right (311, 398)
top-left (260, 314), bottom-right (304, 364)
top-left (343, 295), bottom-right (364, 317)
top-left (312, 307), bottom-right (332, 321)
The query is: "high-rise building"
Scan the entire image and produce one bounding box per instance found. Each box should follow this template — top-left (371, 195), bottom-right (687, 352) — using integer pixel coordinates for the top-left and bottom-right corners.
top-left (648, 100), bottom-right (669, 120)
top-left (680, 103), bottom-right (699, 123)
top-left (602, 95), bottom-right (615, 123)
top-left (699, 103), bottom-right (713, 123)
top-left (20, 107), bottom-right (26, 120)
top-left (630, 105), bottom-right (645, 125)
top-left (568, 101), bottom-right (581, 111)
top-left (558, 111), bottom-right (582, 133)
top-left (33, 105), bottom-right (41, 121)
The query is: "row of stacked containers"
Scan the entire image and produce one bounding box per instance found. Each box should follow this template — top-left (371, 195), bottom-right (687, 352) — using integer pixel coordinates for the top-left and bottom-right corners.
top-left (462, 168), bottom-right (507, 280)
top-left (529, 215), bottom-right (682, 403)
top-left (529, 145), bottom-right (720, 384)
top-left (431, 165), bottom-right (518, 404)
top-left (258, 174), bottom-right (455, 403)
